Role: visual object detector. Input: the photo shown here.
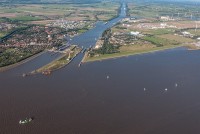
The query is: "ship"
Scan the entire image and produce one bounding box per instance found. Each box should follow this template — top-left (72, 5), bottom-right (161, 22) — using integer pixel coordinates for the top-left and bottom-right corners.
top-left (19, 117), bottom-right (33, 125)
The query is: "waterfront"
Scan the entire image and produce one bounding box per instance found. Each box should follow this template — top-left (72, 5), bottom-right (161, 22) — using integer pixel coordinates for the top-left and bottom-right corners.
top-left (1, 2), bottom-right (200, 134)
top-left (1, 48), bottom-right (200, 134)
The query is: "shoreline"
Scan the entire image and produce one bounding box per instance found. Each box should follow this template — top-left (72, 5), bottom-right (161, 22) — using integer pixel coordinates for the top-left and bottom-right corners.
top-left (34, 47), bottom-right (81, 75)
top-left (83, 45), bottom-right (185, 63)
top-left (0, 50), bottom-right (46, 73)
top-left (32, 53), bottom-right (65, 74)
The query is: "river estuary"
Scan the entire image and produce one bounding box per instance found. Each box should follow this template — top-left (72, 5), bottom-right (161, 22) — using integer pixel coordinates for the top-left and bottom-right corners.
top-left (1, 2), bottom-right (200, 134)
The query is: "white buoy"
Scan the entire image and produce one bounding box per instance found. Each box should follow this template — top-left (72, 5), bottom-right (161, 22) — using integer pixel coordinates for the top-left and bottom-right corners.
top-left (144, 88), bottom-right (146, 91)
top-left (106, 76), bottom-right (109, 79)
top-left (165, 88), bottom-right (168, 91)
top-left (175, 83), bottom-right (178, 87)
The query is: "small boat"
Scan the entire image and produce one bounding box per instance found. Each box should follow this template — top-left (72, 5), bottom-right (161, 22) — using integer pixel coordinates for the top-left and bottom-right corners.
top-left (78, 62), bottom-right (82, 67)
top-left (175, 83), bottom-right (178, 87)
top-left (22, 73), bottom-right (27, 77)
top-left (106, 75), bottom-right (110, 79)
top-left (19, 117), bottom-right (33, 125)
top-left (165, 88), bottom-right (168, 91)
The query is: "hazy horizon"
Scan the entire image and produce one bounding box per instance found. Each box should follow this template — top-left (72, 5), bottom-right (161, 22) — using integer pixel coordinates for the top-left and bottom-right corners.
top-left (0, 0), bottom-right (200, 3)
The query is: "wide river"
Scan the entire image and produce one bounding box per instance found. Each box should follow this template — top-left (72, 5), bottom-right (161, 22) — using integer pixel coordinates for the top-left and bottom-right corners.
top-left (1, 3), bottom-right (200, 134)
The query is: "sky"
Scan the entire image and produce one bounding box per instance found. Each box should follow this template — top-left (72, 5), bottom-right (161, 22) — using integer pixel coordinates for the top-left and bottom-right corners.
top-left (0, 0), bottom-right (200, 3)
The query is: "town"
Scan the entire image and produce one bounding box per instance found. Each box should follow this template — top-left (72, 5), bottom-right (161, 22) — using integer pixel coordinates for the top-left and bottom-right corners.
top-left (84, 2), bottom-right (200, 62)
top-left (0, 1), bottom-right (120, 68)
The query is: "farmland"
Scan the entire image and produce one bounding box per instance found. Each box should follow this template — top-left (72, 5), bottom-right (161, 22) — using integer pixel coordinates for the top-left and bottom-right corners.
top-left (127, 1), bottom-right (200, 19)
top-left (0, 2), bottom-right (120, 23)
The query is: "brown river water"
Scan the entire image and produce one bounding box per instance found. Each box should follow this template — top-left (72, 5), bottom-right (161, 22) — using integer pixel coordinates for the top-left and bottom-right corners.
top-left (1, 3), bottom-right (200, 133)
top-left (1, 47), bottom-right (200, 134)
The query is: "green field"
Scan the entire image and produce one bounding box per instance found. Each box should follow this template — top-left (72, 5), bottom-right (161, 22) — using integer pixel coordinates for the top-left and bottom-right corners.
top-left (128, 1), bottom-right (200, 19)
top-left (158, 34), bottom-right (195, 43)
top-left (85, 45), bottom-right (183, 62)
top-left (142, 36), bottom-right (177, 47)
top-left (0, 32), bottom-right (8, 38)
top-left (11, 16), bottom-right (42, 21)
top-left (0, 2), bottom-right (120, 22)
top-left (144, 29), bottom-right (174, 35)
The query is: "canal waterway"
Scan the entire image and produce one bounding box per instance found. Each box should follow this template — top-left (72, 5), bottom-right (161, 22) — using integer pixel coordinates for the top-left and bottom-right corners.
top-left (70, 2), bottom-right (126, 48)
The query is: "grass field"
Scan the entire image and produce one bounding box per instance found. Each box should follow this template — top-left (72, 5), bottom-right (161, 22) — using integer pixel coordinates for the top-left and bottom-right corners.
top-left (142, 36), bottom-right (175, 46)
top-left (144, 29), bottom-right (174, 35)
top-left (85, 45), bottom-right (183, 62)
top-left (158, 34), bottom-right (195, 43)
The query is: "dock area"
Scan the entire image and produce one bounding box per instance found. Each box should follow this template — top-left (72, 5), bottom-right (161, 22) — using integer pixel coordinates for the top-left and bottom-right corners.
top-left (31, 45), bottom-right (81, 75)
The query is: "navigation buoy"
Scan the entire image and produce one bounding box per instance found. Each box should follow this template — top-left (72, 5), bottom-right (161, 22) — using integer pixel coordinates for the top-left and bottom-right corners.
top-left (144, 88), bottom-right (146, 91)
top-left (175, 83), bottom-right (178, 87)
top-left (106, 76), bottom-right (110, 79)
top-left (22, 73), bottom-right (27, 77)
top-left (165, 88), bottom-right (168, 91)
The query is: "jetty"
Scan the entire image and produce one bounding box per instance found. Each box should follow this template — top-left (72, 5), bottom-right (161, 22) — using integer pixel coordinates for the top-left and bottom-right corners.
top-left (35, 45), bottom-right (82, 74)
